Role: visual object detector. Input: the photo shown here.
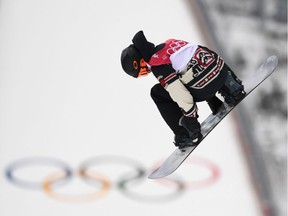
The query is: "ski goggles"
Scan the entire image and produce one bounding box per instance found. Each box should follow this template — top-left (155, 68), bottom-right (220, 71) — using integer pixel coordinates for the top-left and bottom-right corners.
top-left (136, 59), bottom-right (150, 78)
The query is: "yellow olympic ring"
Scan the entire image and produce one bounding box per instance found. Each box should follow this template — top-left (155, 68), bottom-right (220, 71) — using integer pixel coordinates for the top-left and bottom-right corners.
top-left (43, 169), bottom-right (111, 203)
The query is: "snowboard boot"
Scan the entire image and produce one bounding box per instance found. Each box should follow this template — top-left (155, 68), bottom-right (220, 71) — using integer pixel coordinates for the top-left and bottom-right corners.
top-left (219, 71), bottom-right (246, 106)
top-left (174, 134), bottom-right (197, 148)
top-left (174, 116), bottom-right (203, 149)
top-left (207, 96), bottom-right (223, 115)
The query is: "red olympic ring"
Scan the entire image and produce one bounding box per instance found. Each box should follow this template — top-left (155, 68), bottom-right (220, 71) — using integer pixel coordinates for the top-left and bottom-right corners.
top-left (151, 156), bottom-right (220, 189)
top-left (183, 156), bottom-right (220, 189)
top-left (5, 155), bottom-right (220, 203)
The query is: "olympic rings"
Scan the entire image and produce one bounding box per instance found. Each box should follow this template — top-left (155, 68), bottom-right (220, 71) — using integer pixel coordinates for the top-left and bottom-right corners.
top-left (167, 40), bottom-right (188, 55)
top-left (4, 155), bottom-right (220, 203)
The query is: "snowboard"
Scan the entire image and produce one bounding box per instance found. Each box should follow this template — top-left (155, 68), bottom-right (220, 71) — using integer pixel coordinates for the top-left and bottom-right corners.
top-left (148, 55), bottom-right (278, 179)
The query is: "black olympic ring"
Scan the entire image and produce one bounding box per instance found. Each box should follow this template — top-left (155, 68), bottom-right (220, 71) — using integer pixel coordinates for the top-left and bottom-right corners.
top-left (4, 155), bottom-right (220, 203)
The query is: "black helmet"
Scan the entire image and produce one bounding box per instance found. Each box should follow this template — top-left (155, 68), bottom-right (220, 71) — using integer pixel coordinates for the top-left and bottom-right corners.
top-left (121, 44), bottom-right (150, 78)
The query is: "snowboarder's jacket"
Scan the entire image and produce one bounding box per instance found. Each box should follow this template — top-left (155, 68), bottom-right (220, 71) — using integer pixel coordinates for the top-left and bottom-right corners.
top-left (132, 31), bottom-right (228, 117)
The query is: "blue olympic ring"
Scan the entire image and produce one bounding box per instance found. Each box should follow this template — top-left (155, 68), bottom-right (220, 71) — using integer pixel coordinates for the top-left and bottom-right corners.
top-left (5, 157), bottom-right (72, 190)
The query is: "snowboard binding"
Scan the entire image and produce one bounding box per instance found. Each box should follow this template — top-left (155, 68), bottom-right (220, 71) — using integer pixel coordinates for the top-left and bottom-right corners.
top-left (175, 116), bottom-right (203, 149)
top-left (219, 71), bottom-right (246, 106)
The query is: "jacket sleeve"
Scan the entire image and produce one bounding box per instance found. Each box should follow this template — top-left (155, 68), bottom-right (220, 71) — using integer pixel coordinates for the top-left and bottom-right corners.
top-left (152, 65), bottom-right (198, 117)
top-left (166, 79), bottom-right (198, 117)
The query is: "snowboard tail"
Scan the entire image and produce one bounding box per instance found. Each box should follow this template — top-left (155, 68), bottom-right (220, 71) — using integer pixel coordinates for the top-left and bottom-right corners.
top-left (148, 55), bottom-right (278, 179)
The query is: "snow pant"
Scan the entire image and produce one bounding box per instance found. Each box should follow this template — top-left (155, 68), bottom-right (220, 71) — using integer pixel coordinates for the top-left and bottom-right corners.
top-left (150, 83), bottom-right (188, 137)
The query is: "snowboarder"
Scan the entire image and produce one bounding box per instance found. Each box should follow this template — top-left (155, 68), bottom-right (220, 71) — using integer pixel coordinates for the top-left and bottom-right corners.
top-left (120, 30), bottom-right (245, 149)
